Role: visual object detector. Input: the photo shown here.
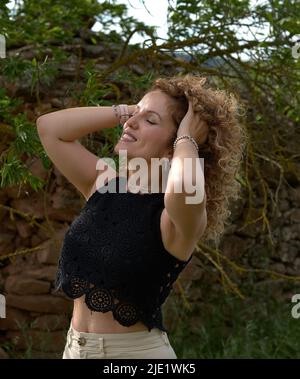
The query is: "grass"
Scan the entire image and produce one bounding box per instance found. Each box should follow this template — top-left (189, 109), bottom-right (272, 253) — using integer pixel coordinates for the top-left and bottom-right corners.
top-left (1, 319), bottom-right (69, 359)
top-left (169, 291), bottom-right (300, 359)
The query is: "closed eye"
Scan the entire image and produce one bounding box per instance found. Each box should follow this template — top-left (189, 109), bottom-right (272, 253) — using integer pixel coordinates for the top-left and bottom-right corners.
top-left (132, 112), bottom-right (156, 125)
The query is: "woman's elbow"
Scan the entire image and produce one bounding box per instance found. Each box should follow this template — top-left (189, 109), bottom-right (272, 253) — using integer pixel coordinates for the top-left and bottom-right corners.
top-left (36, 114), bottom-right (54, 136)
top-left (36, 116), bottom-right (46, 134)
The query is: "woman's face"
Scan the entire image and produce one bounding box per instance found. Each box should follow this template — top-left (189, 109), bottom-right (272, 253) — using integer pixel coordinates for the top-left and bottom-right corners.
top-left (114, 90), bottom-right (176, 163)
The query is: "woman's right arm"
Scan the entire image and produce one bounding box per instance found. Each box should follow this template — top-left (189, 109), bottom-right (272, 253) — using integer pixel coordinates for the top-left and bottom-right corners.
top-left (36, 105), bottom-right (136, 200)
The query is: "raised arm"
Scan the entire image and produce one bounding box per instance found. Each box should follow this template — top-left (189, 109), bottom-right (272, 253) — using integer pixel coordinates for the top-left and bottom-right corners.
top-left (36, 105), bottom-right (136, 200)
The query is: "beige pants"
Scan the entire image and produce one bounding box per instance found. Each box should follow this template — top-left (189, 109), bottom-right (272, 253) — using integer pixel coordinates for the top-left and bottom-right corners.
top-left (62, 321), bottom-right (177, 359)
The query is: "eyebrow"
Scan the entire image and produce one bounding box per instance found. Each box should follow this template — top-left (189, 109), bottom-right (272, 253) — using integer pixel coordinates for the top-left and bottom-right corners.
top-left (136, 105), bottom-right (162, 120)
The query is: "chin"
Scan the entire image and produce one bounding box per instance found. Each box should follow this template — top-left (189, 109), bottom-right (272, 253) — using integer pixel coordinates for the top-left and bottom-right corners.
top-left (114, 143), bottom-right (125, 154)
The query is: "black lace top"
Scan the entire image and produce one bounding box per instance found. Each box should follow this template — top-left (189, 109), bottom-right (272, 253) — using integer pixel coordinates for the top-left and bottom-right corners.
top-left (55, 175), bottom-right (193, 333)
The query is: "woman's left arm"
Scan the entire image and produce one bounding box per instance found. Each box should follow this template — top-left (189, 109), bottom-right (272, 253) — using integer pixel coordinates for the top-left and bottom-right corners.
top-left (164, 99), bottom-right (207, 240)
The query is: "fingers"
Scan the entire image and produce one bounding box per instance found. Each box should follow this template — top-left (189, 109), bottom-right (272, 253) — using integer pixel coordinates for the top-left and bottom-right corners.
top-left (188, 99), bottom-right (194, 113)
top-left (183, 91), bottom-right (195, 114)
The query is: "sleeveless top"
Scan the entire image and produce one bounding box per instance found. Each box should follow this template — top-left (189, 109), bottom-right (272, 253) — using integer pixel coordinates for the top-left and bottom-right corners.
top-left (54, 175), bottom-right (193, 333)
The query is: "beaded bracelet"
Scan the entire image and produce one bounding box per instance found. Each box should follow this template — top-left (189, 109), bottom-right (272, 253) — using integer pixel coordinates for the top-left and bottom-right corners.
top-left (121, 104), bottom-right (131, 123)
top-left (112, 104), bottom-right (131, 125)
top-left (173, 135), bottom-right (199, 152)
top-left (112, 104), bottom-right (119, 119)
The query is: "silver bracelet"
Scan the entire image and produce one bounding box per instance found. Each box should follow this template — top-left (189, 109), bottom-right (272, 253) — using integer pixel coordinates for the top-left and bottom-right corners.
top-left (173, 135), bottom-right (199, 152)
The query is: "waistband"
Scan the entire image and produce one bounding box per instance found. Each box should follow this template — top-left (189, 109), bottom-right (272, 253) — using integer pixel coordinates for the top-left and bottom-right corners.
top-left (66, 320), bottom-right (170, 350)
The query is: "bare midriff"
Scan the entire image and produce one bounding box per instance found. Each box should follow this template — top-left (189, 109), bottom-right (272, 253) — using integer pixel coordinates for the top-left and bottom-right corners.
top-left (71, 296), bottom-right (149, 333)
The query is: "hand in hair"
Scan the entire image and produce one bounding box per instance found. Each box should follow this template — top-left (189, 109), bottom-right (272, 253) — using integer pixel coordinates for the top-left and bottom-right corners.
top-left (177, 98), bottom-right (208, 146)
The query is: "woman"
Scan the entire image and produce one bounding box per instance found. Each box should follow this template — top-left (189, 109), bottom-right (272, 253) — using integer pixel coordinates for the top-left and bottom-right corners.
top-left (36, 73), bottom-right (245, 359)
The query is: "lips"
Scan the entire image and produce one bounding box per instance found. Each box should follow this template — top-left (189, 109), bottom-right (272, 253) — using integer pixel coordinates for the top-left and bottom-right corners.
top-left (121, 130), bottom-right (137, 141)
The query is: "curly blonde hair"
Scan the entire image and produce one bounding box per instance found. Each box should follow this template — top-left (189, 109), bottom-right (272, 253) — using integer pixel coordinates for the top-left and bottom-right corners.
top-left (145, 73), bottom-right (248, 246)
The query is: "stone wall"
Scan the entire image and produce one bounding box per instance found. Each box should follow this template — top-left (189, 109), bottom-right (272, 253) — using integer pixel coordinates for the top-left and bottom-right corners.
top-left (0, 36), bottom-right (187, 358)
top-left (0, 164), bottom-right (197, 358)
top-left (1, 161), bottom-right (300, 358)
top-left (1, 35), bottom-right (300, 358)
top-left (0, 165), bottom-right (80, 358)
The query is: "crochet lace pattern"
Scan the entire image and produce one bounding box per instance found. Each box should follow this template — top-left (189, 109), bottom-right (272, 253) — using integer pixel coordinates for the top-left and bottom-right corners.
top-left (55, 176), bottom-right (192, 332)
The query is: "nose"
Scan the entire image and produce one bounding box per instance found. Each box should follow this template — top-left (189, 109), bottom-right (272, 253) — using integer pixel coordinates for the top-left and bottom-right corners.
top-left (123, 114), bottom-right (138, 130)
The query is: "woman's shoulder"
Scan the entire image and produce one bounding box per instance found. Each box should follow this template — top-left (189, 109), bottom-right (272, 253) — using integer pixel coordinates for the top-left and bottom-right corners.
top-left (85, 173), bottom-right (119, 201)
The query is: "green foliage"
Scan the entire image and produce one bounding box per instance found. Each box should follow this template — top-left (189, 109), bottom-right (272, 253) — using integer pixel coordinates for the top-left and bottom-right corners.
top-left (0, 88), bottom-right (49, 190)
top-left (0, 0), bottom-right (160, 194)
top-left (1, 0), bottom-right (298, 193)
top-left (0, 318), bottom-right (69, 359)
top-left (0, 2), bottom-right (300, 359)
top-left (170, 291), bottom-right (300, 358)
top-left (0, 87), bottom-right (22, 119)
top-left (4, 0), bottom-right (104, 46)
